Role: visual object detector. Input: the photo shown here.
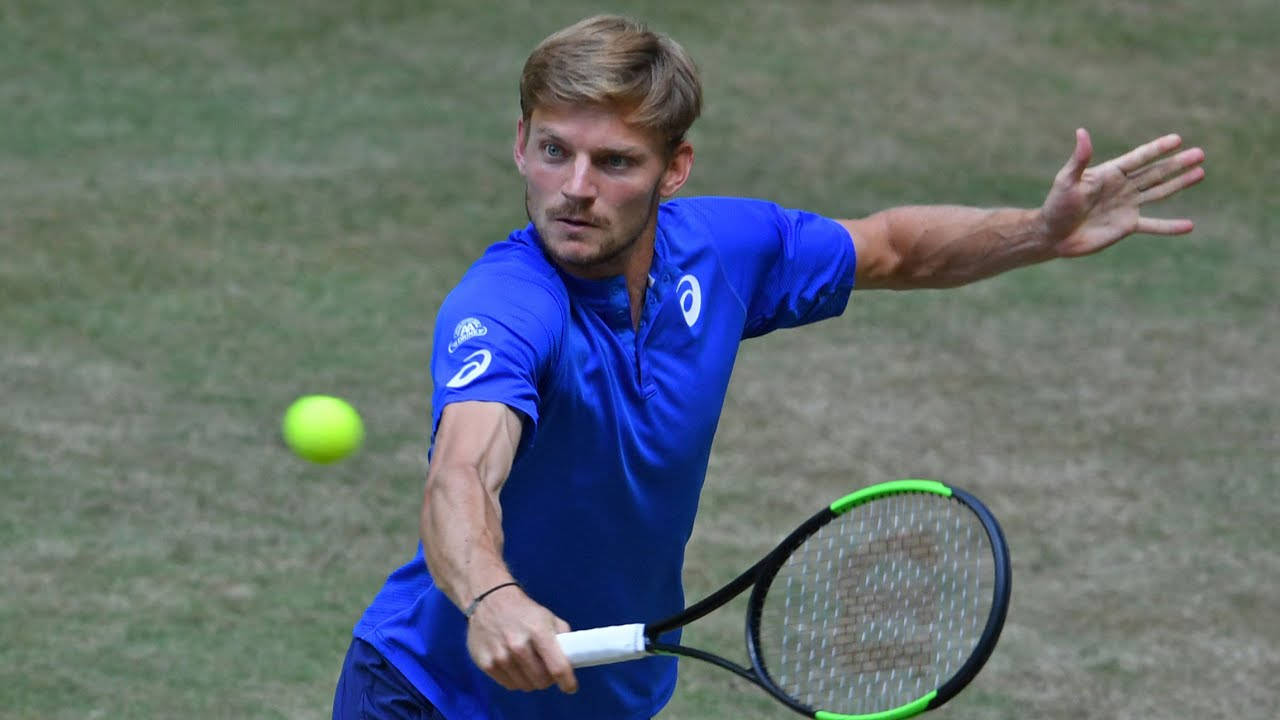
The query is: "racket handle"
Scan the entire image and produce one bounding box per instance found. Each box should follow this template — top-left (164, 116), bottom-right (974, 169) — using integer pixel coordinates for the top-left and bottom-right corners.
top-left (556, 623), bottom-right (647, 668)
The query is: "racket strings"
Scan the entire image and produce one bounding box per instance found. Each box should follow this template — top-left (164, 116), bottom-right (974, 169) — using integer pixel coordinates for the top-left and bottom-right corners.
top-left (757, 493), bottom-right (994, 715)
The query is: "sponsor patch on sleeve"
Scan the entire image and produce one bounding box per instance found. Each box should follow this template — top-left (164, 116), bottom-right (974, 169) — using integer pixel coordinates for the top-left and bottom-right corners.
top-left (448, 317), bottom-right (488, 353)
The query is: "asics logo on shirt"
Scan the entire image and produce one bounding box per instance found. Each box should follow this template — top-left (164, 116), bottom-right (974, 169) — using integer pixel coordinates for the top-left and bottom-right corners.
top-left (446, 349), bottom-right (492, 388)
top-left (448, 317), bottom-right (488, 353)
top-left (676, 274), bottom-right (701, 327)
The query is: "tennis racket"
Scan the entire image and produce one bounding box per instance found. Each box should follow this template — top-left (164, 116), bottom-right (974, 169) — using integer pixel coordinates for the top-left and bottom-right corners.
top-left (556, 479), bottom-right (1011, 720)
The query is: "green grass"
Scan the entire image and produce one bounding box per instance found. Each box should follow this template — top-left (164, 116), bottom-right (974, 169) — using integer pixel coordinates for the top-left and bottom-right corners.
top-left (2, 1), bottom-right (1277, 718)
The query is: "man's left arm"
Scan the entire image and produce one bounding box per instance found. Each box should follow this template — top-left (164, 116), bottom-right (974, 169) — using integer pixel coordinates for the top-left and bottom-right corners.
top-left (841, 129), bottom-right (1206, 290)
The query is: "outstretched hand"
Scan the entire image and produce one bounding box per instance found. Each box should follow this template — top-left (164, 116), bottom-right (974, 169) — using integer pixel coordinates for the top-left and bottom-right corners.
top-left (1041, 129), bottom-right (1205, 258)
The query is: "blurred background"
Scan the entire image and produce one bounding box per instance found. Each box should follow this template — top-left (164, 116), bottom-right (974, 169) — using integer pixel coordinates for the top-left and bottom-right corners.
top-left (2, 1), bottom-right (1276, 718)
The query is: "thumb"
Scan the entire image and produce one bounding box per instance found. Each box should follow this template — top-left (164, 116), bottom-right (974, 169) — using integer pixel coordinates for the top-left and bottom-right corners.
top-left (1060, 127), bottom-right (1092, 183)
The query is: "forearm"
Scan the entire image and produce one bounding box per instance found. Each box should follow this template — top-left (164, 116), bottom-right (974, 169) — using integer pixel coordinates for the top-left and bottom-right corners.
top-left (873, 205), bottom-right (1058, 289)
top-left (418, 401), bottom-right (523, 610)
top-left (421, 465), bottom-right (514, 611)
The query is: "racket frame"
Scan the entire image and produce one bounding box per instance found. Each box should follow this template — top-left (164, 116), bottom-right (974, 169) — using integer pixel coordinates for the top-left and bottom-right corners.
top-left (563, 480), bottom-right (1012, 720)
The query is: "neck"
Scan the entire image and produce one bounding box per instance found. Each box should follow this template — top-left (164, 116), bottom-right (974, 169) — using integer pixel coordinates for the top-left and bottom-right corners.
top-left (620, 219), bottom-right (657, 329)
top-left (552, 212), bottom-right (658, 330)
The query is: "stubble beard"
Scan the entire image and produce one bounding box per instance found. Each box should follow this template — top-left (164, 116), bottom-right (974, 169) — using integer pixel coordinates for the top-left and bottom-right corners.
top-left (526, 183), bottom-right (662, 278)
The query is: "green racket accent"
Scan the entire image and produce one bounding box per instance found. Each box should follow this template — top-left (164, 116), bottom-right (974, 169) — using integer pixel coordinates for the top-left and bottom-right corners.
top-left (828, 479), bottom-right (951, 515)
top-left (815, 692), bottom-right (936, 720)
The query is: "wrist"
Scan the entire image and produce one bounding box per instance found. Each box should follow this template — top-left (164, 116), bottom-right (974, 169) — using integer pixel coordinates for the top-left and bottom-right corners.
top-left (1025, 207), bottom-right (1062, 260)
top-left (463, 580), bottom-right (523, 620)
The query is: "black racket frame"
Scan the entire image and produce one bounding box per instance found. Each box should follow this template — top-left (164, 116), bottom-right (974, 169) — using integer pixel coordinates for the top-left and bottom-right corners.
top-left (644, 485), bottom-right (1012, 718)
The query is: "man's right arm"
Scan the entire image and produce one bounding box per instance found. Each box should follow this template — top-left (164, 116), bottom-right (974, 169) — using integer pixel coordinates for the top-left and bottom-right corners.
top-left (421, 400), bottom-right (578, 694)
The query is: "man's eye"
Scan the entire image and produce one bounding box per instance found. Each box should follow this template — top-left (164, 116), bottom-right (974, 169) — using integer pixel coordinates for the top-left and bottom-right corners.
top-left (544, 144), bottom-right (564, 159)
top-left (606, 155), bottom-right (631, 169)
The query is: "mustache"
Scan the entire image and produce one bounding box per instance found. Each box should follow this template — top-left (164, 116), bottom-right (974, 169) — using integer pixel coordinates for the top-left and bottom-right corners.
top-left (546, 205), bottom-right (608, 227)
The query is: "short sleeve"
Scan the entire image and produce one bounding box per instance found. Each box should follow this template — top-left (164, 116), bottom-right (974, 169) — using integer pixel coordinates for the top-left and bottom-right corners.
top-left (428, 271), bottom-right (564, 453)
top-left (687, 197), bottom-right (856, 338)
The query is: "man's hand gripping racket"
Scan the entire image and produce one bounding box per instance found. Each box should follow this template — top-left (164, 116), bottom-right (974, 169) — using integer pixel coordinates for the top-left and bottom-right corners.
top-left (557, 479), bottom-right (1011, 720)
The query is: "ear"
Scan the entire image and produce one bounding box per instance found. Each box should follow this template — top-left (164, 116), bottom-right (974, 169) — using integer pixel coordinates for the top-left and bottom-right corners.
top-left (513, 117), bottom-right (529, 176)
top-left (658, 141), bottom-right (694, 198)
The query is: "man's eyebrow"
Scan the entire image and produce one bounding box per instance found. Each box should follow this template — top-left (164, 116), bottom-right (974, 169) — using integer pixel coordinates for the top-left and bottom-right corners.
top-left (597, 144), bottom-right (646, 157)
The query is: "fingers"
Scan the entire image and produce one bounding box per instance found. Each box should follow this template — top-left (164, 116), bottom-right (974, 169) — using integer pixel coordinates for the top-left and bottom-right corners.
top-left (1058, 127), bottom-right (1092, 183)
top-left (1136, 216), bottom-right (1195, 235)
top-left (474, 634), bottom-right (559, 692)
top-left (1109, 133), bottom-right (1184, 174)
top-left (534, 630), bottom-right (579, 694)
top-left (1130, 144), bottom-right (1204, 234)
top-left (471, 640), bottom-right (535, 690)
top-left (468, 601), bottom-right (578, 694)
top-left (1139, 164), bottom-right (1206, 204)
top-left (1129, 147), bottom-right (1205, 189)
top-left (1133, 147), bottom-right (1205, 198)
top-left (503, 646), bottom-right (546, 691)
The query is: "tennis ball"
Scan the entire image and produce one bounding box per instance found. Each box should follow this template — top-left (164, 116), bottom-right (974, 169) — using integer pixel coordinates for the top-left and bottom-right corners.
top-left (281, 395), bottom-right (364, 463)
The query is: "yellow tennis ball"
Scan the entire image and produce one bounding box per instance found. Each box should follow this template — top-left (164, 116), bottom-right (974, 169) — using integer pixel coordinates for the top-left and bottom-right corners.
top-left (282, 395), bottom-right (364, 463)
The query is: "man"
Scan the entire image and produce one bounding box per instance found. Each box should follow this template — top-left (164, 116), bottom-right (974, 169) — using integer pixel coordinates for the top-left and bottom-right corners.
top-left (334, 14), bottom-right (1205, 720)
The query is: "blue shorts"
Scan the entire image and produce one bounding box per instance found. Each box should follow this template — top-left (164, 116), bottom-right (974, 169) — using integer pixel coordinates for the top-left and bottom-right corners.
top-left (333, 638), bottom-right (445, 720)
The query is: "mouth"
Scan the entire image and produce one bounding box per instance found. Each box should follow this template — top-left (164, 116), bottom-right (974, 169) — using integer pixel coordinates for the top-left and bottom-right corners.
top-left (554, 216), bottom-right (598, 229)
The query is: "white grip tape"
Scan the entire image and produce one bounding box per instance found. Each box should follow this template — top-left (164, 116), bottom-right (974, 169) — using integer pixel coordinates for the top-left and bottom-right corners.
top-left (556, 623), bottom-right (647, 668)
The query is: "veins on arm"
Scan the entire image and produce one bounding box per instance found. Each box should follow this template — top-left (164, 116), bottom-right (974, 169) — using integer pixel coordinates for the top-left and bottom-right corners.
top-left (842, 206), bottom-right (1054, 290)
top-left (420, 401), bottom-right (524, 610)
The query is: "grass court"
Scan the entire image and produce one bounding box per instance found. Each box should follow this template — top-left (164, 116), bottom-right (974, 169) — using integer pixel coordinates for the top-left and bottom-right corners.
top-left (2, 2), bottom-right (1276, 718)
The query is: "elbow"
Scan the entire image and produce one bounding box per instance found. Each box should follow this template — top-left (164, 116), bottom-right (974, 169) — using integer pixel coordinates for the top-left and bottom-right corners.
top-left (898, 257), bottom-right (965, 289)
top-left (863, 247), bottom-right (940, 291)
top-left (881, 228), bottom-right (962, 290)
top-left (848, 212), bottom-right (924, 291)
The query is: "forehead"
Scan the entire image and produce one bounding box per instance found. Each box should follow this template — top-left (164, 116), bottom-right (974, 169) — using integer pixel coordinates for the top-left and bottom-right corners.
top-left (527, 104), bottom-right (664, 154)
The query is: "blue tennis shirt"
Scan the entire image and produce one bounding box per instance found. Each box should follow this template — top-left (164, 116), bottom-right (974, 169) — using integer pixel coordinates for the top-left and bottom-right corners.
top-left (353, 196), bottom-right (856, 719)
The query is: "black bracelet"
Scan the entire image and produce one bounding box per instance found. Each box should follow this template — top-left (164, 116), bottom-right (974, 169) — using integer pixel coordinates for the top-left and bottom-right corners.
top-left (463, 581), bottom-right (522, 620)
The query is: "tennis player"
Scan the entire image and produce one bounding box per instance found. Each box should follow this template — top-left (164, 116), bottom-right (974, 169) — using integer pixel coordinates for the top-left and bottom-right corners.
top-left (333, 14), bottom-right (1205, 720)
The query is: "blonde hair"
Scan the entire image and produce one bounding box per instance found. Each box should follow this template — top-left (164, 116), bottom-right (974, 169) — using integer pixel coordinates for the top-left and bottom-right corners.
top-left (519, 15), bottom-right (703, 147)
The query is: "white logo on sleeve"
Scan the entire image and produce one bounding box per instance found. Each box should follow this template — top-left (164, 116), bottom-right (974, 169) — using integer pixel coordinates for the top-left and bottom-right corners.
top-left (448, 317), bottom-right (488, 353)
top-left (676, 274), bottom-right (702, 327)
top-left (445, 349), bottom-right (492, 388)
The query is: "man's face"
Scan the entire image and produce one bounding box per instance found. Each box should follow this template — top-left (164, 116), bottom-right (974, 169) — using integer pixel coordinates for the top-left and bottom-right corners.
top-left (515, 104), bottom-right (691, 278)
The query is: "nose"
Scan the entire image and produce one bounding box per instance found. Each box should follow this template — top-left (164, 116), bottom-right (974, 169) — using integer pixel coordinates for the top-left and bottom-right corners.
top-left (562, 155), bottom-right (597, 202)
